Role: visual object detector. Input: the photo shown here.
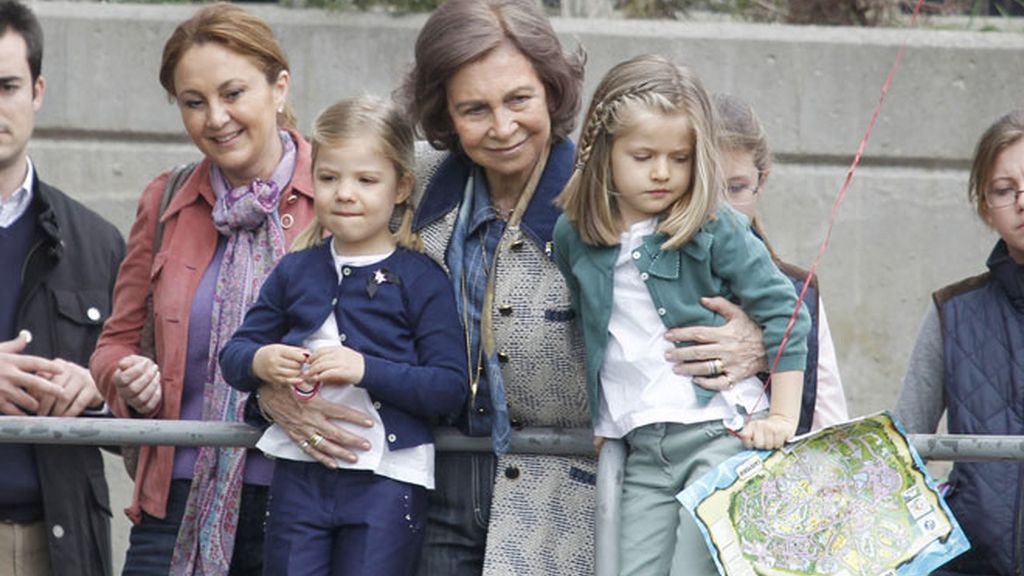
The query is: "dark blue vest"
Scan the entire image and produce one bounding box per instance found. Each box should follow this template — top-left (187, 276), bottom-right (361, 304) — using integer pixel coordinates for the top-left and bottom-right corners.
top-left (935, 243), bottom-right (1024, 575)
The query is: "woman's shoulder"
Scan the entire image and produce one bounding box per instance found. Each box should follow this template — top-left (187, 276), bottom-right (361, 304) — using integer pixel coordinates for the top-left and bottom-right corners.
top-left (412, 141), bottom-right (452, 205)
top-left (934, 271), bottom-right (992, 305)
top-left (137, 159), bottom-right (209, 212)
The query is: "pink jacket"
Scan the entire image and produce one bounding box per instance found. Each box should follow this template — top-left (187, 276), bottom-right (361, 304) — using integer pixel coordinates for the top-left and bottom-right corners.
top-left (90, 131), bottom-right (315, 523)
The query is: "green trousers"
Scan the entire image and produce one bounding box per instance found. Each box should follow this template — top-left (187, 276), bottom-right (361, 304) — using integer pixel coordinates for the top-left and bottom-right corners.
top-left (619, 420), bottom-right (743, 576)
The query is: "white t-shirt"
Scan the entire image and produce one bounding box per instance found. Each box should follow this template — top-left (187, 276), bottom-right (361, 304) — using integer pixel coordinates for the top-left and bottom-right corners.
top-left (595, 218), bottom-right (768, 439)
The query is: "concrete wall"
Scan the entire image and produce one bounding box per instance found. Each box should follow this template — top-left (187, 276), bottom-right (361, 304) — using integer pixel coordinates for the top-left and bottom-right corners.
top-left (29, 2), bottom-right (1024, 569)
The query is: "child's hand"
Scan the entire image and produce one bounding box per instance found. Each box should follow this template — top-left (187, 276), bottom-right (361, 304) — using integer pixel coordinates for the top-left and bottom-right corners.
top-left (305, 346), bottom-right (365, 386)
top-left (736, 413), bottom-right (798, 450)
top-left (252, 345), bottom-right (308, 387)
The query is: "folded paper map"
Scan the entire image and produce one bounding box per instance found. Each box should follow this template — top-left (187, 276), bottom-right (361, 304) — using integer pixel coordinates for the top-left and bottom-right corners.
top-left (677, 412), bottom-right (969, 576)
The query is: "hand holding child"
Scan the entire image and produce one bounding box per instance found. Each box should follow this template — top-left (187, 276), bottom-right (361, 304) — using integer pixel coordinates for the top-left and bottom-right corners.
top-left (665, 297), bottom-right (768, 389)
top-left (253, 344), bottom-right (308, 388)
top-left (304, 345), bottom-right (365, 386)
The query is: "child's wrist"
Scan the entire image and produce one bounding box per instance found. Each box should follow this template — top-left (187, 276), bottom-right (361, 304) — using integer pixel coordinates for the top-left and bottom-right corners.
top-left (251, 347), bottom-right (269, 380)
top-left (768, 412), bottom-right (798, 424)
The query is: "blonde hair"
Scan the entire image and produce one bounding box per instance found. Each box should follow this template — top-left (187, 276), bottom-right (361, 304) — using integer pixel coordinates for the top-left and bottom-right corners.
top-left (557, 55), bottom-right (722, 250)
top-left (160, 3), bottom-right (296, 129)
top-left (969, 109), bottom-right (1024, 223)
top-left (291, 96), bottom-right (419, 252)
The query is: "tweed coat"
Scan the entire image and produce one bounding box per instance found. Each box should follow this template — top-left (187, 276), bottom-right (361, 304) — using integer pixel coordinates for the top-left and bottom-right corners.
top-left (412, 139), bottom-right (596, 575)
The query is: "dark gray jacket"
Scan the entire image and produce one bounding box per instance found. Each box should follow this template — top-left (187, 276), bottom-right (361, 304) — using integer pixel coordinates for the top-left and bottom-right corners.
top-left (17, 175), bottom-right (125, 576)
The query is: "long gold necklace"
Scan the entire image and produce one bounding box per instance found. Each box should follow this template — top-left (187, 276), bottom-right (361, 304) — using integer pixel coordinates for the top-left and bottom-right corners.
top-left (461, 271), bottom-right (484, 404)
top-left (460, 141), bottom-right (550, 406)
top-left (461, 230), bottom-right (496, 404)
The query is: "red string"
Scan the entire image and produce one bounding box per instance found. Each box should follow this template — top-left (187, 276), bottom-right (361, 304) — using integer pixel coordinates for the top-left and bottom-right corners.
top-left (744, 0), bottom-right (927, 427)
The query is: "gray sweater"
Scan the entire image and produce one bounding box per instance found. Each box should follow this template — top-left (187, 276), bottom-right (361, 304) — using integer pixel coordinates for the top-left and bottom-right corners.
top-left (894, 303), bottom-right (945, 434)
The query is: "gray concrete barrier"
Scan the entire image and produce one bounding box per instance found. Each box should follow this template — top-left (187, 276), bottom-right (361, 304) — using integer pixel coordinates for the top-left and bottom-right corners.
top-left (25, 2), bottom-right (1024, 570)
top-left (31, 3), bottom-right (1024, 421)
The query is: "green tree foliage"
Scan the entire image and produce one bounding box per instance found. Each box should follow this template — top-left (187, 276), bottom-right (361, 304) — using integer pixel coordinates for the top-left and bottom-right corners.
top-left (294, 0), bottom-right (1023, 24)
top-left (618, 0), bottom-right (1024, 23)
top-left (301, 0), bottom-right (443, 10)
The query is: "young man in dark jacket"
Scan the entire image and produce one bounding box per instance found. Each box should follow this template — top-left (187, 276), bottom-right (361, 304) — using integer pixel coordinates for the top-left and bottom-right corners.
top-left (0, 2), bottom-right (124, 574)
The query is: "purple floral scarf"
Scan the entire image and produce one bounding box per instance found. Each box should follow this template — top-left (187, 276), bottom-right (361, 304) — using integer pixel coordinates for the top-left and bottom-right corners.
top-left (169, 131), bottom-right (296, 575)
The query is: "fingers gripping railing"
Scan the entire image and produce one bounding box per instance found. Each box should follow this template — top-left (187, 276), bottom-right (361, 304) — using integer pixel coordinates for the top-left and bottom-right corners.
top-left (0, 417), bottom-right (1014, 576)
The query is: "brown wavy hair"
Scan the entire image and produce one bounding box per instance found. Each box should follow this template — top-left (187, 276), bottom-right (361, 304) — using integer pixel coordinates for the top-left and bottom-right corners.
top-left (158, 3), bottom-right (296, 129)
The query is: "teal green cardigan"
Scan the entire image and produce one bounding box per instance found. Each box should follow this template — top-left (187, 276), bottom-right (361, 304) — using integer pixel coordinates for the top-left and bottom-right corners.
top-left (552, 204), bottom-right (811, 424)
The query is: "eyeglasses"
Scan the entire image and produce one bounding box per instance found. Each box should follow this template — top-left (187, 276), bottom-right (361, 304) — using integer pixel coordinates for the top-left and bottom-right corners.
top-left (985, 184), bottom-right (1024, 209)
top-left (725, 173), bottom-right (764, 206)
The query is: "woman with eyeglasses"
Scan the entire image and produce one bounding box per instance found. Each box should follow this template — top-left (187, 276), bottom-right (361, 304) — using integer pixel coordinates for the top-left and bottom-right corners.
top-left (711, 93), bottom-right (848, 434)
top-left (895, 110), bottom-right (1024, 576)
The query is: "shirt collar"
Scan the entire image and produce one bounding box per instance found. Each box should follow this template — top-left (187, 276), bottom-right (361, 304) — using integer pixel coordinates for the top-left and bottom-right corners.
top-left (0, 159), bottom-right (35, 228)
top-left (328, 236), bottom-right (393, 276)
top-left (466, 165), bottom-right (500, 236)
top-left (414, 138), bottom-right (576, 248)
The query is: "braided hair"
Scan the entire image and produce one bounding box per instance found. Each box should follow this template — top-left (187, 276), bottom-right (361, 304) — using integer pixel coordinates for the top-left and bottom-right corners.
top-left (556, 55), bottom-right (723, 250)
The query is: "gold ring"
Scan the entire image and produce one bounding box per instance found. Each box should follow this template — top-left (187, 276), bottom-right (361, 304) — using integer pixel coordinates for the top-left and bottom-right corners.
top-left (707, 358), bottom-right (724, 376)
top-left (309, 432), bottom-right (324, 449)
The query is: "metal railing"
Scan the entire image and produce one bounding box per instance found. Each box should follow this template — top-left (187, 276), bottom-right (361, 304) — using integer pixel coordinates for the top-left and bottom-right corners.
top-left (0, 417), bottom-right (1018, 576)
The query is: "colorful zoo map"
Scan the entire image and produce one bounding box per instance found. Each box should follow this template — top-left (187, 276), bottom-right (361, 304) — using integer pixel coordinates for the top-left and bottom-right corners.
top-left (677, 413), bottom-right (969, 576)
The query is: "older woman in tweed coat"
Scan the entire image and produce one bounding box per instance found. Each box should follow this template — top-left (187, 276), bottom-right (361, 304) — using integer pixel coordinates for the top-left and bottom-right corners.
top-left (396, 2), bottom-right (594, 573)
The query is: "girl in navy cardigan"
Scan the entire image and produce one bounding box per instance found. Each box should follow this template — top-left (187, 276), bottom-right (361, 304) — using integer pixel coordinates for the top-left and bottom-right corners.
top-left (220, 96), bottom-right (467, 575)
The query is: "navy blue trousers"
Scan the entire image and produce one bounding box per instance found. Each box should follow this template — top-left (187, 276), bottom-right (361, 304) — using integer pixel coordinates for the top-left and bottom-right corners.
top-left (265, 459), bottom-right (428, 576)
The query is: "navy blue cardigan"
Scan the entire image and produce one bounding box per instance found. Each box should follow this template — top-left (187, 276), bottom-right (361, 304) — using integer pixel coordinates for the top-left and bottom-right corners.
top-left (220, 242), bottom-right (468, 450)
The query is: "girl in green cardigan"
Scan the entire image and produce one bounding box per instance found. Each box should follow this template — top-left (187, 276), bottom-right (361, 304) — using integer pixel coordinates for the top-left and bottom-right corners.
top-left (553, 55), bottom-right (811, 576)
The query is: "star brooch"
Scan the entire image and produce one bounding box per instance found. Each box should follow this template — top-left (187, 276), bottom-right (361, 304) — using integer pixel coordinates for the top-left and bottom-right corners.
top-left (367, 268), bottom-right (401, 299)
